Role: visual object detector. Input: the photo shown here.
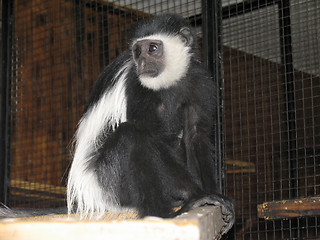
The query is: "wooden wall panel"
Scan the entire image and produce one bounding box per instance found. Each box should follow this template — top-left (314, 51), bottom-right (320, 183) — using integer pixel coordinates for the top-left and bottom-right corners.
top-left (11, 0), bottom-right (79, 187)
top-left (10, 0), bottom-right (144, 207)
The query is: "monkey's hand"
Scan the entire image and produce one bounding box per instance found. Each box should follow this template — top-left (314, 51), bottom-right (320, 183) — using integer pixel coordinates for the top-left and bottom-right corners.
top-left (181, 194), bottom-right (235, 236)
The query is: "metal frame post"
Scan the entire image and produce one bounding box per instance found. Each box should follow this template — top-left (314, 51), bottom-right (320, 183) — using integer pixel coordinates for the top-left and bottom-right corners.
top-left (0, 0), bottom-right (13, 205)
top-left (202, 0), bottom-right (224, 193)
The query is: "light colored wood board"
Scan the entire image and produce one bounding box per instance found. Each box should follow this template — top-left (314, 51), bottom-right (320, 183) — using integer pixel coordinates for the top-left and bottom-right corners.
top-left (0, 206), bottom-right (224, 240)
top-left (177, 206), bottom-right (224, 240)
top-left (0, 220), bottom-right (199, 240)
top-left (0, 211), bottom-right (139, 222)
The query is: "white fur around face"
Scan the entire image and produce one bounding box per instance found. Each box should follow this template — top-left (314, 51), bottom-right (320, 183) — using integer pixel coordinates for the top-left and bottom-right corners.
top-left (132, 34), bottom-right (192, 90)
top-left (67, 60), bottom-right (132, 219)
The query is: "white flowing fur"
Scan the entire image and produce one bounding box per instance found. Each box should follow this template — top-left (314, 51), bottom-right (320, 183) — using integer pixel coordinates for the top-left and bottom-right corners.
top-left (67, 60), bottom-right (132, 218)
top-left (133, 33), bottom-right (192, 90)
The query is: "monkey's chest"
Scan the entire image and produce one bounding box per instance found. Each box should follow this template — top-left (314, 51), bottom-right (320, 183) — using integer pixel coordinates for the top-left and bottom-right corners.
top-left (127, 100), bottom-right (184, 136)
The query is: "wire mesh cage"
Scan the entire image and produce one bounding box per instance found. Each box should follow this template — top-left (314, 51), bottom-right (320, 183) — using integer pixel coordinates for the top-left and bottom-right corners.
top-left (222, 0), bottom-right (320, 239)
top-left (0, 0), bottom-right (319, 239)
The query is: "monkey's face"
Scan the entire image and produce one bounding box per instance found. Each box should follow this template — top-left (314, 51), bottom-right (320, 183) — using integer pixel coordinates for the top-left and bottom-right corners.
top-left (132, 39), bottom-right (165, 78)
top-left (131, 32), bottom-right (193, 91)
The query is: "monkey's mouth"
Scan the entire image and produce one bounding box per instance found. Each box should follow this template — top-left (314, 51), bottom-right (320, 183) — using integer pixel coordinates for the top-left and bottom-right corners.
top-left (138, 69), bottom-right (159, 78)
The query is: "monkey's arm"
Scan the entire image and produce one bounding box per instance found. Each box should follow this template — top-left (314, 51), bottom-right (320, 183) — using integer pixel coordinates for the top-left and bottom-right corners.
top-left (183, 104), bottom-right (216, 192)
top-left (182, 104), bottom-right (235, 235)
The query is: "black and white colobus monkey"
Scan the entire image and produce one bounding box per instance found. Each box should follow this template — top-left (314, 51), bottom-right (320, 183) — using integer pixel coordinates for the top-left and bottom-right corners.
top-left (0, 13), bottom-right (234, 235)
top-left (67, 13), bottom-right (234, 233)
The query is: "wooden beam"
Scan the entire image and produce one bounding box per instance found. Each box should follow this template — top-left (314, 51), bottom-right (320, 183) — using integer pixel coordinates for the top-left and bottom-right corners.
top-left (225, 159), bottom-right (256, 173)
top-left (257, 196), bottom-right (320, 220)
top-left (10, 180), bottom-right (65, 194)
top-left (0, 206), bottom-right (225, 240)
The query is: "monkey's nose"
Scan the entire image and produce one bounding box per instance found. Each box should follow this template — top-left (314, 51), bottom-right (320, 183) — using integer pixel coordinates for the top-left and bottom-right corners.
top-left (138, 58), bottom-right (146, 74)
top-left (140, 58), bottom-right (146, 69)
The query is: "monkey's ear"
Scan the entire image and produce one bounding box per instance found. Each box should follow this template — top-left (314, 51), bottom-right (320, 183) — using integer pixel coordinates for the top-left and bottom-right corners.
top-left (179, 27), bottom-right (193, 47)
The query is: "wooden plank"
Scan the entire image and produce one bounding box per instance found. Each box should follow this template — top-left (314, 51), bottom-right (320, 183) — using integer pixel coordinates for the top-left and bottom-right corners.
top-left (10, 180), bottom-right (66, 195)
top-left (177, 206), bottom-right (225, 240)
top-left (225, 159), bottom-right (256, 174)
top-left (257, 196), bottom-right (320, 220)
top-left (0, 206), bottom-right (225, 240)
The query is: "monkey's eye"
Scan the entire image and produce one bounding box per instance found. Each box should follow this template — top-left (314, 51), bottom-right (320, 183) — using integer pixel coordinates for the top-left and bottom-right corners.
top-left (149, 43), bottom-right (158, 52)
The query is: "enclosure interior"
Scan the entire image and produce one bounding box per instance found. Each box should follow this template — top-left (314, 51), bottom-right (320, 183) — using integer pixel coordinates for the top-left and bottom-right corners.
top-left (0, 0), bottom-right (319, 239)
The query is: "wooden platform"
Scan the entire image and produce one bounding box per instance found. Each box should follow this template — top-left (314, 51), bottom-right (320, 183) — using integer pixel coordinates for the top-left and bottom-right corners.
top-left (0, 206), bottom-right (224, 240)
top-left (258, 196), bottom-right (320, 220)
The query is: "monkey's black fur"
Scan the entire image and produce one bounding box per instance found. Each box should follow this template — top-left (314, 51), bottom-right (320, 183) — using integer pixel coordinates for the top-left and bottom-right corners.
top-left (1, 13), bottom-right (234, 235)
top-left (81, 13), bottom-right (234, 233)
